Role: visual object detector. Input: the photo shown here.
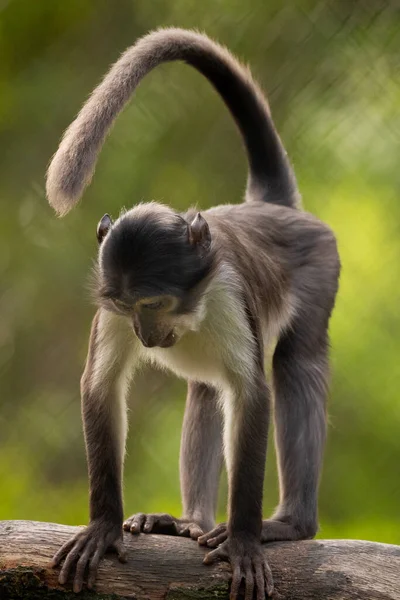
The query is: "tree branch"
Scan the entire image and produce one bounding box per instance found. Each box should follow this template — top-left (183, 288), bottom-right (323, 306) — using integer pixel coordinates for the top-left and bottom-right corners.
top-left (0, 520), bottom-right (399, 599)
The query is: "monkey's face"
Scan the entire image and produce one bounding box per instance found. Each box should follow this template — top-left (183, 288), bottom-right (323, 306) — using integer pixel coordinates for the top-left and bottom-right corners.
top-left (110, 295), bottom-right (180, 348)
top-left (109, 289), bottom-right (209, 348)
top-left (94, 203), bottom-right (214, 348)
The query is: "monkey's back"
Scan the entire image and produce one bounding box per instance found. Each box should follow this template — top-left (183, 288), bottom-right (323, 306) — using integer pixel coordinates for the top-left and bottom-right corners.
top-left (200, 201), bottom-right (340, 327)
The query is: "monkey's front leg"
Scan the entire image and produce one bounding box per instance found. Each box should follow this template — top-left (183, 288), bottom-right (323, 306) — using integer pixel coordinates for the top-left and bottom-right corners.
top-left (202, 375), bottom-right (274, 600)
top-left (124, 382), bottom-right (223, 540)
top-left (52, 311), bottom-right (135, 592)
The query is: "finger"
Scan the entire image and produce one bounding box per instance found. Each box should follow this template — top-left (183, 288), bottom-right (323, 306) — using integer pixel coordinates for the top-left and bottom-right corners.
top-left (244, 566), bottom-right (254, 600)
top-left (206, 531), bottom-right (228, 548)
top-left (51, 537), bottom-right (76, 568)
top-left (254, 561), bottom-right (265, 600)
top-left (73, 539), bottom-right (96, 593)
top-left (263, 559), bottom-right (274, 597)
top-left (112, 538), bottom-right (127, 563)
top-left (198, 525), bottom-right (226, 546)
top-left (143, 514), bottom-right (157, 533)
top-left (203, 545), bottom-right (228, 565)
top-left (88, 541), bottom-right (106, 589)
top-left (59, 537), bottom-right (86, 585)
top-left (230, 564), bottom-right (243, 600)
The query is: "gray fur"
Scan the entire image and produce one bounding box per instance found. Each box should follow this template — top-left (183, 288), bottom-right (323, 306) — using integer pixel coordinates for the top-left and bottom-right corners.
top-left (46, 28), bottom-right (299, 215)
top-left (80, 312), bottom-right (125, 526)
top-left (48, 28), bottom-right (340, 600)
top-left (180, 382), bottom-right (223, 532)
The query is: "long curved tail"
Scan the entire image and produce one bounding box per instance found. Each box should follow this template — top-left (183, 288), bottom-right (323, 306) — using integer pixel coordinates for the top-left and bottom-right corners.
top-left (46, 28), bottom-right (300, 216)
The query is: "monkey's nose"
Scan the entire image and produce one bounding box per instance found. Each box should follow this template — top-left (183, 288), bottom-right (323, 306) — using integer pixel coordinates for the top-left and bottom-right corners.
top-left (136, 329), bottom-right (162, 348)
top-left (137, 330), bottom-right (175, 348)
top-left (159, 330), bottom-right (176, 348)
top-left (138, 334), bottom-right (157, 348)
top-left (141, 339), bottom-right (157, 348)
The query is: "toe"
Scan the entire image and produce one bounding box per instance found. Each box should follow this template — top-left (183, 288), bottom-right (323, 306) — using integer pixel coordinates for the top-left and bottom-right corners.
top-left (113, 539), bottom-right (127, 563)
top-left (263, 559), bottom-right (274, 597)
top-left (203, 544), bottom-right (228, 565)
top-left (87, 542), bottom-right (105, 589)
top-left (73, 540), bottom-right (95, 593)
top-left (188, 524), bottom-right (204, 540)
top-left (230, 563), bottom-right (243, 600)
top-left (244, 567), bottom-right (254, 600)
top-left (206, 531), bottom-right (228, 548)
top-left (254, 560), bottom-right (265, 600)
top-left (127, 513), bottom-right (146, 534)
top-left (198, 524), bottom-right (226, 546)
top-left (51, 537), bottom-right (75, 568)
top-left (143, 514), bottom-right (156, 533)
top-left (59, 537), bottom-right (86, 586)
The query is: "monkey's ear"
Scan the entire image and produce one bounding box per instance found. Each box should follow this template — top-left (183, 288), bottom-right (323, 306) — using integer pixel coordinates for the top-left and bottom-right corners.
top-left (188, 212), bottom-right (211, 252)
top-left (96, 214), bottom-right (113, 244)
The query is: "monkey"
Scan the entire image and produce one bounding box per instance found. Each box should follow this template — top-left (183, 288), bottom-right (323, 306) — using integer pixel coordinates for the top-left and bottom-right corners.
top-left (46, 28), bottom-right (340, 600)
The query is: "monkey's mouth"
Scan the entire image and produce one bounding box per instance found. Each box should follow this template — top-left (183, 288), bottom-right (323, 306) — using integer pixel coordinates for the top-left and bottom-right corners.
top-left (139, 330), bottom-right (177, 348)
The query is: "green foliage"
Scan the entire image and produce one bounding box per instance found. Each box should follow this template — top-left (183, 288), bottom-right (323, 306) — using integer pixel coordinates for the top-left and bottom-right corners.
top-left (0, 1), bottom-right (399, 545)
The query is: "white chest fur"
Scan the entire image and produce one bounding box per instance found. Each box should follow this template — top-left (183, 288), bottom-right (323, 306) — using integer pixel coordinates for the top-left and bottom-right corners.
top-left (142, 267), bottom-right (256, 389)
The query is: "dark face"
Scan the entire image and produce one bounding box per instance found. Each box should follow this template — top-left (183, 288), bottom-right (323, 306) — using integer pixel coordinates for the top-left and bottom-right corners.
top-left (106, 295), bottom-right (179, 348)
top-left (95, 204), bottom-right (214, 348)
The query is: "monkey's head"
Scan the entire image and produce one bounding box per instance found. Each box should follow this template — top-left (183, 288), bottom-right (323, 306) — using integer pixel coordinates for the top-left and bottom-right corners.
top-left (95, 202), bottom-right (214, 348)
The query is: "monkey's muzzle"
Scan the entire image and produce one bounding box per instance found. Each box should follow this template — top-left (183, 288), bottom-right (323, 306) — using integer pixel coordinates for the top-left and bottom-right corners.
top-left (137, 329), bottom-right (176, 349)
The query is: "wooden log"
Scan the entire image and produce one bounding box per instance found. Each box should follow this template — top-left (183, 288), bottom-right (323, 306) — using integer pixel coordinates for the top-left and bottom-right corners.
top-left (0, 520), bottom-right (399, 599)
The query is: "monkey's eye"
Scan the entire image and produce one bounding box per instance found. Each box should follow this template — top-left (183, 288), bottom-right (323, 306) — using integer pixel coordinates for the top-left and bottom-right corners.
top-left (112, 299), bottom-right (132, 311)
top-left (141, 300), bottom-right (164, 310)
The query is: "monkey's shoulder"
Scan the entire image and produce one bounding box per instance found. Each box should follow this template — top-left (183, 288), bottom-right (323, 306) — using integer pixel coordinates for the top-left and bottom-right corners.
top-left (202, 202), bottom-right (338, 272)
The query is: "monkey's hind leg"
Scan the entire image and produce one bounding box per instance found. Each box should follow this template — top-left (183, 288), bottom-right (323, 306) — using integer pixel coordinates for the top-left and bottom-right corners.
top-left (263, 313), bottom-right (330, 542)
top-left (124, 382), bottom-right (223, 539)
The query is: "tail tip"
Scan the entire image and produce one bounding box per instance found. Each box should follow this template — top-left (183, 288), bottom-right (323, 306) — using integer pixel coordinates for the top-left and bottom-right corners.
top-left (46, 175), bottom-right (78, 217)
top-left (46, 150), bottom-right (88, 216)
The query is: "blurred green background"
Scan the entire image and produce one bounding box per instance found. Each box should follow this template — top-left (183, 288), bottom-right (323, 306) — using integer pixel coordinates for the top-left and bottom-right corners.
top-left (0, 1), bottom-right (399, 544)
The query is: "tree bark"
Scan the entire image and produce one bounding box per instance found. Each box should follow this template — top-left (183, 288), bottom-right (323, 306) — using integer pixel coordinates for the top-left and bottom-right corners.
top-left (0, 520), bottom-right (399, 599)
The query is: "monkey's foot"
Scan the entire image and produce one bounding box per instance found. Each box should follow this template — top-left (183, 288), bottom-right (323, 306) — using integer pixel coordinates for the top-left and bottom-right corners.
top-left (204, 533), bottom-right (274, 600)
top-left (51, 519), bottom-right (126, 593)
top-left (198, 522), bottom-right (228, 548)
top-left (199, 517), bottom-right (317, 548)
top-left (123, 513), bottom-right (204, 539)
top-left (261, 517), bottom-right (316, 542)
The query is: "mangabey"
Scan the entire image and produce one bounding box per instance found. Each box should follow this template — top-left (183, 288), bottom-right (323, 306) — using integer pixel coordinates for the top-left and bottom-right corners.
top-left (46, 28), bottom-right (340, 600)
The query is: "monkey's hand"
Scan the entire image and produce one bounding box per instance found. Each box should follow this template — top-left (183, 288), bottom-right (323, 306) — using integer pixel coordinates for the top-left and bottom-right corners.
top-left (51, 520), bottom-right (126, 593)
top-left (123, 512), bottom-right (204, 539)
top-left (203, 533), bottom-right (274, 600)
